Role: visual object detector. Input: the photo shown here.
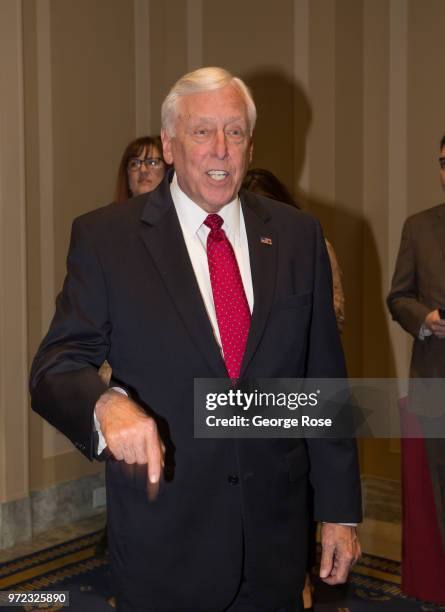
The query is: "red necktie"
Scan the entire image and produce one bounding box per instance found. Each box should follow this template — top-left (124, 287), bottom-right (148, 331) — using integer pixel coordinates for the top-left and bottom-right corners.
top-left (204, 214), bottom-right (251, 380)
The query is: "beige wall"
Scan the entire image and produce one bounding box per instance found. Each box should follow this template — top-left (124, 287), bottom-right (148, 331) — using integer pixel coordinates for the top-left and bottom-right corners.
top-left (0, 0), bottom-right (28, 504)
top-left (407, 0), bottom-right (445, 213)
top-left (23, 0), bottom-right (137, 492)
top-left (2, 0), bottom-right (445, 502)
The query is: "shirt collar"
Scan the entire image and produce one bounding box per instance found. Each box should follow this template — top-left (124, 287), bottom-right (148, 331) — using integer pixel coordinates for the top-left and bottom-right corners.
top-left (170, 172), bottom-right (240, 238)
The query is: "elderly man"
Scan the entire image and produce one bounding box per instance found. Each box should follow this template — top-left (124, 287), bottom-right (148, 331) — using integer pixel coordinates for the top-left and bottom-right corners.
top-left (30, 67), bottom-right (361, 612)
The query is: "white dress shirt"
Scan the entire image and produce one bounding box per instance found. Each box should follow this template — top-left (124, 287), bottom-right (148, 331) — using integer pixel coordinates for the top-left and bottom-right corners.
top-left (170, 172), bottom-right (254, 347)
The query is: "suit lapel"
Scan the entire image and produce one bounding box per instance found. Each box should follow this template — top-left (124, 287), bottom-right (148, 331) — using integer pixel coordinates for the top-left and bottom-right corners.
top-left (239, 190), bottom-right (277, 377)
top-left (138, 177), bottom-right (227, 377)
top-left (138, 178), bottom-right (278, 379)
top-left (432, 204), bottom-right (445, 261)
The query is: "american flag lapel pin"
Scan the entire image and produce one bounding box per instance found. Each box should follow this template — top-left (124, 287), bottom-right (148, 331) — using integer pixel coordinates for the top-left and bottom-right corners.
top-left (260, 236), bottom-right (273, 246)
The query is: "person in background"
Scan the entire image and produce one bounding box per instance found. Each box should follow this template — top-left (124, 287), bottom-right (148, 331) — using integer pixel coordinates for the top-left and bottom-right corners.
top-left (387, 134), bottom-right (445, 605)
top-left (243, 168), bottom-right (345, 332)
top-left (114, 135), bottom-right (167, 203)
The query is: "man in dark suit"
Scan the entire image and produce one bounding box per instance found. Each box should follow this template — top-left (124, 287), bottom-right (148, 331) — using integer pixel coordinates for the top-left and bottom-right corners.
top-left (30, 67), bottom-right (362, 612)
top-left (388, 134), bottom-right (445, 553)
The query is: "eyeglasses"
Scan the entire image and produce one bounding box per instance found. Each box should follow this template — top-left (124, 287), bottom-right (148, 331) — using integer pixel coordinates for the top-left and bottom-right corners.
top-left (439, 157), bottom-right (445, 170)
top-left (127, 157), bottom-right (164, 172)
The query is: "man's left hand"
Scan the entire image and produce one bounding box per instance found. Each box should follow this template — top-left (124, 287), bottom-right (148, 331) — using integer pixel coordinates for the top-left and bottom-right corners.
top-left (319, 523), bottom-right (361, 585)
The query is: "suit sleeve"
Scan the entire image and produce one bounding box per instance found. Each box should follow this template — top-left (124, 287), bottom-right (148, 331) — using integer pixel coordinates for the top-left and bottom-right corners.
top-left (387, 218), bottom-right (430, 337)
top-left (306, 221), bottom-right (362, 523)
top-left (29, 218), bottom-right (110, 460)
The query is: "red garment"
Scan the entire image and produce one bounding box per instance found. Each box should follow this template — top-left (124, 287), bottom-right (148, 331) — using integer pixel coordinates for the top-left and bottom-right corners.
top-left (400, 397), bottom-right (445, 604)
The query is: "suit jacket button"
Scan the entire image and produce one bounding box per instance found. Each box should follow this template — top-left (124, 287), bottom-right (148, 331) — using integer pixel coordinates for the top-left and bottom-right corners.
top-left (228, 475), bottom-right (239, 485)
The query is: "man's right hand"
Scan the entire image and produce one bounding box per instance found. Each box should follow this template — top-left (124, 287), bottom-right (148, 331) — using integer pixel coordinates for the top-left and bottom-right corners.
top-left (95, 389), bottom-right (165, 485)
top-left (424, 309), bottom-right (445, 338)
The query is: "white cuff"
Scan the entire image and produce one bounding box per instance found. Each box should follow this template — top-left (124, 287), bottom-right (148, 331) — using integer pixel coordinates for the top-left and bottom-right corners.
top-left (419, 323), bottom-right (432, 340)
top-left (94, 387), bottom-right (128, 454)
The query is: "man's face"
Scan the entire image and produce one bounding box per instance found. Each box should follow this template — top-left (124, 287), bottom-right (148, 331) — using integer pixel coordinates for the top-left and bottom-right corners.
top-left (440, 147), bottom-right (445, 192)
top-left (161, 84), bottom-right (253, 212)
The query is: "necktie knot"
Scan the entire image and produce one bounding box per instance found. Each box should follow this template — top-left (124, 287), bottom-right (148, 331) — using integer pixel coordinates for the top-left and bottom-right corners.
top-left (204, 214), bottom-right (224, 232)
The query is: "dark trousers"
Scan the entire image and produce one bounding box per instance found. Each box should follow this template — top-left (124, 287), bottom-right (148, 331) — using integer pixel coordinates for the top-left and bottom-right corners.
top-left (224, 577), bottom-right (302, 611)
top-left (116, 578), bottom-right (303, 612)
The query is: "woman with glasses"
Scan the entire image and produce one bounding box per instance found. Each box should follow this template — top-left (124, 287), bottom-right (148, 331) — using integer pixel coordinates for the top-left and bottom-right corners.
top-left (115, 135), bottom-right (167, 202)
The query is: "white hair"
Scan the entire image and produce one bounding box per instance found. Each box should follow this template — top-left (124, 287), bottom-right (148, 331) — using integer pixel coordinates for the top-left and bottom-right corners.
top-left (161, 67), bottom-right (257, 137)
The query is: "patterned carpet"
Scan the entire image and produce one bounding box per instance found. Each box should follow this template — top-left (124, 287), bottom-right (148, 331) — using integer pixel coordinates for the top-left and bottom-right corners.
top-left (0, 530), bottom-right (444, 611)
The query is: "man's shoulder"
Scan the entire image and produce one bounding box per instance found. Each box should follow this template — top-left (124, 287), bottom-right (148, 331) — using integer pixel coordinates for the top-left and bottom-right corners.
top-left (72, 193), bottom-right (150, 234)
top-left (406, 202), bottom-right (445, 227)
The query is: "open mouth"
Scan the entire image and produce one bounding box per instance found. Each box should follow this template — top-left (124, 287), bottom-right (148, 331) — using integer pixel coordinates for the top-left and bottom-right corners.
top-left (206, 170), bottom-right (229, 182)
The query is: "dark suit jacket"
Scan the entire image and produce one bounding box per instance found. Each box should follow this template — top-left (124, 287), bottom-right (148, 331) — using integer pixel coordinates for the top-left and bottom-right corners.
top-left (30, 174), bottom-right (362, 612)
top-left (387, 203), bottom-right (445, 549)
top-left (388, 203), bottom-right (445, 377)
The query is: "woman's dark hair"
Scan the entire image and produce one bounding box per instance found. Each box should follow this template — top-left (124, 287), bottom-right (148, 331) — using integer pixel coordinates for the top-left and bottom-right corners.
top-left (242, 168), bottom-right (300, 209)
top-left (115, 135), bottom-right (165, 203)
